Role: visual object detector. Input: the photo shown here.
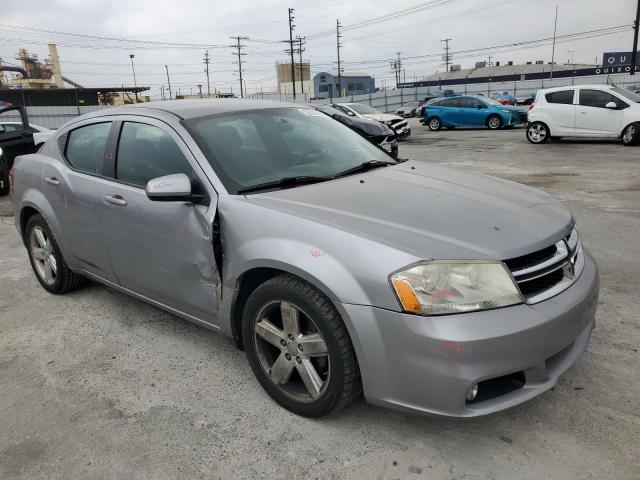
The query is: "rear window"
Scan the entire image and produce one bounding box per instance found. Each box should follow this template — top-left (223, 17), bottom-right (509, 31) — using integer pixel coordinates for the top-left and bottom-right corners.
top-left (65, 122), bottom-right (111, 174)
top-left (545, 90), bottom-right (574, 105)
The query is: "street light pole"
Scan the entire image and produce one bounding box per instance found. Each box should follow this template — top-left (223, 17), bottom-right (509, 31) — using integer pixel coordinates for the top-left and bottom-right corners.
top-left (129, 54), bottom-right (138, 102)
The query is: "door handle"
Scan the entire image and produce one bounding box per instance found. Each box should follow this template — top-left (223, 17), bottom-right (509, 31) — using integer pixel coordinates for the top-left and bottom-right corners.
top-left (579, 111), bottom-right (587, 114)
top-left (104, 194), bottom-right (127, 206)
top-left (44, 176), bottom-right (60, 186)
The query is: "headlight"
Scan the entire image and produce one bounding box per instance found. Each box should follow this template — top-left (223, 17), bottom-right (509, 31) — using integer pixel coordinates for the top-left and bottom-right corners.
top-left (0, 146), bottom-right (3, 157)
top-left (390, 261), bottom-right (523, 315)
top-left (384, 120), bottom-right (394, 126)
top-left (567, 226), bottom-right (579, 252)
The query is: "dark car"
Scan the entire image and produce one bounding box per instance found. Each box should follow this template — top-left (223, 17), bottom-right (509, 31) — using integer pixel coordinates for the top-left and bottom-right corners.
top-left (315, 105), bottom-right (398, 157)
top-left (0, 105), bottom-right (36, 195)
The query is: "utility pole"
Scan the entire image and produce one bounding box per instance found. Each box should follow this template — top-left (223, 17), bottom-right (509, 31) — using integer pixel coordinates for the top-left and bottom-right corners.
top-left (550, 5), bottom-right (558, 80)
top-left (441, 38), bottom-right (452, 72)
top-left (197, 84), bottom-right (203, 98)
top-left (203, 50), bottom-right (211, 97)
top-left (230, 36), bottom-right (248, 98)
top-left (287, 8), bottom-right (297, 100)
top-left (296, 35), bottom-right (306, 95)
top-left (129, 54), bottom-right (138, 102)
top-left (632, 0), bottom-right (640, 75)
top-left (164, 65), bottom-right (172, 100)
top-left (336, 19), bottom-right (343, 97)
top-left (390, 52), bottom-right (402, 88)
top-left (487, 55), bottom-right (493, 67)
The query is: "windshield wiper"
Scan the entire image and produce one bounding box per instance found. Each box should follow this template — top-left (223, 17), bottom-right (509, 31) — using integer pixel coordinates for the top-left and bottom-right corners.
top-left (333, 159), bottom-right (396, 179)
top-left (237, 175), bottom-right (330, 194)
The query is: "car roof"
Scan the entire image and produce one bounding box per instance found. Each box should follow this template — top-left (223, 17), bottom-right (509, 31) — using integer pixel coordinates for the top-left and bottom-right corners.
top-left (79, 99), bottom-right (307, 121)
top-left (540, 84), bottom-right (615, 94)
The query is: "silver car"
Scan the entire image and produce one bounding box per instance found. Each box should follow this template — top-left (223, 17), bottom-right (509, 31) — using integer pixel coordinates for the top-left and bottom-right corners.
top-left (10, 100), bottom-right (599, 418)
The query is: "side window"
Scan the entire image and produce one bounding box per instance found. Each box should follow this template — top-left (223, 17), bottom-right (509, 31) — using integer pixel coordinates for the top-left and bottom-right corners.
top-left (545, 90), bottom-right (575, 104)
top-left (579, 89), bottom-right (627, 109)
top-left (439, 98), bottom-right (460, 107)
top-left (116, 122), bottom-right (194, 187)
top-left (65, 122), bottom-right (112, 175)
top-left (458, 97), bottom-right (482, 108)
top-left (0, 123), bottom-right (20, 133)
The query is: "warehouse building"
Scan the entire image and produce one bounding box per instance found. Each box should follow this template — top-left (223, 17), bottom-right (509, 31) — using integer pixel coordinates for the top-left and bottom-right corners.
top-left (313, 71), bottom-right (375, 99)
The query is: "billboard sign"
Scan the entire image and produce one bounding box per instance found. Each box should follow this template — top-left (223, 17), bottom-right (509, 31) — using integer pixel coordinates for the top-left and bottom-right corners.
top-left (602, 52), bottom-right (639, 67)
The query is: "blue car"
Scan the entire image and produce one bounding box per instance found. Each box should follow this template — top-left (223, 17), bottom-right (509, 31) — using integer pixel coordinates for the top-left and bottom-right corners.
top-left (421, 95), bottom-right (528, 131)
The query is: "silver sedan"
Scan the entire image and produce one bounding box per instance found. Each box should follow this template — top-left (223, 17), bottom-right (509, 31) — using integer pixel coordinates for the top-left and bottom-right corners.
top-left (10, 100), bottom-right (598, 417)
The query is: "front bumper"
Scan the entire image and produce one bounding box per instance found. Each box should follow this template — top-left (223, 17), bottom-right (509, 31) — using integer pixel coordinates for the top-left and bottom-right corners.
top-left (341, 249), bottom-right (599, 417)
top-left (395, 126), bottom-right (411, 139)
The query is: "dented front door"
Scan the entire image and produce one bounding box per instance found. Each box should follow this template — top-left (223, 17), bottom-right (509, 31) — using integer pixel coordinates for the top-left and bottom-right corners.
top-left (103, 182), bottom-right (220, 322)
top-left (100, 117), bottom-right (221, 324)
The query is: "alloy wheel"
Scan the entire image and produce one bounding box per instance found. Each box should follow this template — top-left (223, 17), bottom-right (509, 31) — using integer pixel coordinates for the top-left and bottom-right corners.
top-left (623, 124), bottom-right (635, 144)
top-left (29, 225), bottom-right (57, 285)
top-left (528, 123), bottom-right (547, 143)
top-left (253, 300), bottom-right (330, 402)
top-left (488, 116), bottom-right (501, 129)
top-left (429, 118), bottom-right (440, 130)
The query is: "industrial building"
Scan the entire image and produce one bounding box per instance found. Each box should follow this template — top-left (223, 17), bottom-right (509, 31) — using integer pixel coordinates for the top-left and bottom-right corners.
top-left (398, 61), bottom-right (600, 89)
top-left (313, 71), bottom-right (376, 99)
top-left (0, 43), bottom-right (148, 106)
top-left (276, 61), bottom-right (312, 96)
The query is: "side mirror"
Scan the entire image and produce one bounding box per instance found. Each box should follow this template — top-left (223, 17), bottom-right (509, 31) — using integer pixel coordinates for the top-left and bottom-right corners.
top-left (145, 173), bottom-right (195, 202)
top-left (604, 101), bottom-right (618, 109)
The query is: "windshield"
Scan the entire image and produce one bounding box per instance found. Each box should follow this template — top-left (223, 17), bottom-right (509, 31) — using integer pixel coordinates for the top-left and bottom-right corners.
top-left (184, 107), bottom-right (395, 194)
top-left (612, 86), bottom-right (640, 103)
top-left (346, 103), bottom-right (382, 115)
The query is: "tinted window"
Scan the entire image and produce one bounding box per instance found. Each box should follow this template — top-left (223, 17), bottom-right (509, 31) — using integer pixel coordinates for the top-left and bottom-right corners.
top-left (0, 123), bottom-right (21, 133)
top-left (438, 98), bottom-right (460, 107)
top-left (116, 122), bottom-right (193, 186)
top-left (545, 90), bottom-right (574, 104)
top-left (458, 97), bottom-right (484, 108)
top-left (579, 89), bottom-right (627, 109)
top-left (65, 122), bottom-right (111, 174)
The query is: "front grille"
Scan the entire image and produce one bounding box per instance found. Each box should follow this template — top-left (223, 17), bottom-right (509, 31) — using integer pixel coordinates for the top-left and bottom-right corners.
top-left (504, 230), bottom-right (583, 303)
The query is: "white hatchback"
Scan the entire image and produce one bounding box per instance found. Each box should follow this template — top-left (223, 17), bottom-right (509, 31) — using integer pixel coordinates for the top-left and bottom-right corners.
top-left (526, 84), bottom-right (640, 145)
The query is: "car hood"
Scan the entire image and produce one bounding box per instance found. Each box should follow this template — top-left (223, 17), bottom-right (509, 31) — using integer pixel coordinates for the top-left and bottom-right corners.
top-left (361, 113), bottom-right (404, 123)
top-left (337, 114), bottom-right (394, 136)
top-left (245, 162), bottom-right (573, 261)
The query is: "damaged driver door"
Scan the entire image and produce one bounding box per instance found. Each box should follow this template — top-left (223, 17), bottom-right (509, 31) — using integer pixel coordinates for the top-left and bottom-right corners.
top-left (101, 118), bottom-right (221, 324)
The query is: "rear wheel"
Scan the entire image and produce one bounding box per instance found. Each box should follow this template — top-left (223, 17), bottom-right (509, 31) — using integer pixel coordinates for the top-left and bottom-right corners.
top-left (622, 123), bottom-right (640, 146)
top-left (242, 274), bottom-right (361, 417)
top-left (26, 214), bottom-right (84, 294)
top-left (526, 121), bottom-right (550, 144)
top-left (487, 114), bottom-right (503, 130)
top-left (428, 117), bottom-right (442, 131)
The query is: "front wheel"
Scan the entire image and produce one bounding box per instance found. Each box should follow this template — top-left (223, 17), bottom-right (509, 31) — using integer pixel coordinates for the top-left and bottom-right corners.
top-left (487, 114), bottom-right (503, 130)
top-left (428, 117), bottom-right (442, 131)
top-left (622, 123), bottom-right (640, 146)
top-left (526, 121), bottom-right (550, 144)
top-left (242, 274), bottom-right (361, 417)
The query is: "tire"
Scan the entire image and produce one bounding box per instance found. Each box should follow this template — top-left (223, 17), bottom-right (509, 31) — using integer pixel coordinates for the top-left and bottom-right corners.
top-left (486, 114), bottom-right (503, 130)
top-left (25, 214), bottom-right (84, 294)
top-left (242, 274), bottom-right (361, 417)
top-left (428, 117), bottom-right (442, 131)
top-left (0, 167), bottom-right (9, 196)
top-left (526, 121), bottom-right (551, 144)
top-left (621, 123), bottom-right (640, 146)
